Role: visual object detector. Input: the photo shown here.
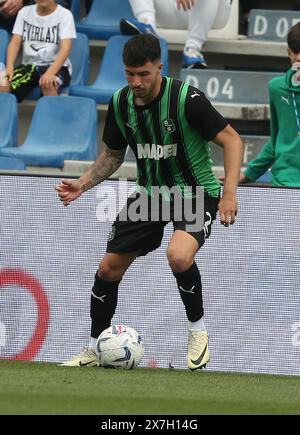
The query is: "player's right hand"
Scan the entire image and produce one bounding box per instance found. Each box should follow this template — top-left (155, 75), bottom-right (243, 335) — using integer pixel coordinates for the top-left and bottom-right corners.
top-left (55, 179), bottom-right (83, 206)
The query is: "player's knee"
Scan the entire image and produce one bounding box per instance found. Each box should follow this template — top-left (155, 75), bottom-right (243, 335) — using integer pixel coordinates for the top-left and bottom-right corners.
top-left (98, 259), bottom-right (124, 281)
top-left (167, 249), bottom-right (194, 273)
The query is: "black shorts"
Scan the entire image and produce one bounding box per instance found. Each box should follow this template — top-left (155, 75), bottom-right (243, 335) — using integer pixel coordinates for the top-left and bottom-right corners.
top-left (107, 190), bottom-right (220, 256)
top-left (10, 64), bottom-right (71, 102)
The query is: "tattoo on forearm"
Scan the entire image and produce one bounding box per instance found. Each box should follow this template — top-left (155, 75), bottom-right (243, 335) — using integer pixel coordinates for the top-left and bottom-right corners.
top-left (81, 148), bottom-right (126, 192)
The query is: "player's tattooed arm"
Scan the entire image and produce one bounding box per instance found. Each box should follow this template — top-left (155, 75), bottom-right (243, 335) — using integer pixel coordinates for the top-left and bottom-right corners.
top-left (80, 147), bottom-right (127, 192)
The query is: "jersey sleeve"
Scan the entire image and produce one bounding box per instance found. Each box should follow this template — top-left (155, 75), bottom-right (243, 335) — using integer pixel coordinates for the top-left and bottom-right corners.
top-left (102, 99), bottom-right (128, 150)
top-left (12, 8), bottom-right (25, 36)
top-left (59, 10), bottom-right (77, 39)
top-left (185, 86), bottom-right (228, 141)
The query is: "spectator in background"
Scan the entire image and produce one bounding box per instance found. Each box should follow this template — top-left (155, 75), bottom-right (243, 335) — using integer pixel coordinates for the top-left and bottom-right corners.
top-left (239, 22), bottom-right (300, 187)
top-left (0, 0), bottom-right (70, 32)
top-left (0, 0), bottom-right (76, 101)
top-left (120, 0), bottom-right (232, 69)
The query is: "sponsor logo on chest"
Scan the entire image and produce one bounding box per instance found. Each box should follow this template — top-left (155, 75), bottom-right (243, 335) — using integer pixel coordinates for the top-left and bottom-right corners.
top-left (137, 143), bottom-right (177, 160)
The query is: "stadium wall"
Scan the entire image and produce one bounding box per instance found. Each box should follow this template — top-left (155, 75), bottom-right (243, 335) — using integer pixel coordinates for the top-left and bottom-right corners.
top-left (1, 175), bottom-right (300, 375)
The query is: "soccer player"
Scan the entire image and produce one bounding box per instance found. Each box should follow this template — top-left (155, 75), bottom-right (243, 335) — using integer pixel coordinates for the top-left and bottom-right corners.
top-left (56, 34), bottom-right (243, 370)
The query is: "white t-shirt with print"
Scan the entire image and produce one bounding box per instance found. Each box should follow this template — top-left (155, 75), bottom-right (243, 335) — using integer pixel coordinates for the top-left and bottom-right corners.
top-left (13, 4), bottom-right (76, 75)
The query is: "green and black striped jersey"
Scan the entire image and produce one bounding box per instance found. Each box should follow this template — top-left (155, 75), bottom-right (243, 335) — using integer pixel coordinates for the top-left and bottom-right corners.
top-left (103, 76), bottom-right (228, 198)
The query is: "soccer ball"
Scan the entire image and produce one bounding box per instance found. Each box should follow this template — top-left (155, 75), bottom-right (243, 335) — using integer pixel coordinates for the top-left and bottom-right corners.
top-left (96, 324), bottom-right (144, 369)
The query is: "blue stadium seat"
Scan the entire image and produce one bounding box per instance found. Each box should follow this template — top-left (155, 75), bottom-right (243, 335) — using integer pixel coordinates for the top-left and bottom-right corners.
top-left (70, 35), bottom-right (169, 104)
top-left (74, 0), bottom-right (135, 40)
top-left (0, 96), bottom-right (98, 168)
top-left (67, 32), bottom-right (90, 87)
top-left (69, 0), bottom-right (81, 21)
top-left (26, 33), bottom-right (90, 100)
top-left (248, 9), bottom-right (300, 42)
top-left (0, 156), bottom-right (26, 170)
top-left (0, 28), bottom-right (9, 64)
top-left (0, 93), bottom-right (18, 149)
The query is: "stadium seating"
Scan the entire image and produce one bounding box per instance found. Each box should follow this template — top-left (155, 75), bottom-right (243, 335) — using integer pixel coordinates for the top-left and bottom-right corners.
top-left (67, 32), bottom-right (90, 87)
top-left (70, 35), bottom-right (169, 104)
top-left (0, 156), bottom-right (26, 170)
top-left (0, 93), bottom-right (18, 149)
top-left (73, 0), bottom-right (135, 40)
top-left (180, 69), bottom-right (281, 105)
top-left (26, 32), bottom-right (90, 100)
top-left (69, 0), bottom-right (81, 21)
top-left (0, 28), bottom-right (9, 64)
top-left (0, 96), bottom-right (98, 168)
top-left (248, 9), bottom-right (300, 42)
top-left (11, 3), bottom-right (291, 175)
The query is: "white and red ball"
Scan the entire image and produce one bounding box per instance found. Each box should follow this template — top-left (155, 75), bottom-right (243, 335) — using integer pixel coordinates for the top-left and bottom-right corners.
top-left (96, 324), bottom-right (144, 369)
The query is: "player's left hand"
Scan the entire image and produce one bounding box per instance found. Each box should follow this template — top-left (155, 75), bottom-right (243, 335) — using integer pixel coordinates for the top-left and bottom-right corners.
top-left (218, 193), bottom-right (237, 227)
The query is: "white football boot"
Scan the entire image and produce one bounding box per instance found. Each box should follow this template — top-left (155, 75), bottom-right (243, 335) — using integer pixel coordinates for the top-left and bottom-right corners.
top-left (60, 347), bottom-right (100, 367)
top-left (187, 330), bottom-right (209, 370)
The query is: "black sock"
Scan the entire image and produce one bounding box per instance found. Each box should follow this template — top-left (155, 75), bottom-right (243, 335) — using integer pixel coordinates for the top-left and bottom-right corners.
top-left (173, 262), bottom-right (204, 322)
top-left (90, 272), bottom-right (120, 338)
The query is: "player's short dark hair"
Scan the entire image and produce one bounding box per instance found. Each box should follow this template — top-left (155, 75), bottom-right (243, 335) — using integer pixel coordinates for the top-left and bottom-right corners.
top-left (287, 22), bottom-right (300, 53)
top-left (122, 34), bottom-right (161, 67)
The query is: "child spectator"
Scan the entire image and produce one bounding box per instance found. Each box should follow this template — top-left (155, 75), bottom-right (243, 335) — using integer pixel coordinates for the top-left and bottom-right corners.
top-left (0, 0), bottom-right (76, 101)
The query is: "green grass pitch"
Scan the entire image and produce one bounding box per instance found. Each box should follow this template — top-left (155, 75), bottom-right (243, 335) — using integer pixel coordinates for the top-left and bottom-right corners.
top-left (1, 361), bottom-right (300, 415)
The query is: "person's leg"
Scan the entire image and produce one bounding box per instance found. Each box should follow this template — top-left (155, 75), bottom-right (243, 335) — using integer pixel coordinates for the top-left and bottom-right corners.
top-left (154, 0), bottom-right (218, 68)
top-left (40, 66), bottom-right (70, 97)
top-left (41, 82), bottom-right (59, 97)
top-left (186, 0), bottom-right (219, 51)
top-left (168, 192), bottom-right (219, 370)
top-left (60, 192), bottom-right (165, 367)
top-left (212, 0), bottom-right (232, 29)
top-left (9, 64), bottom-right (40, 102)
top-left (122, 0), bottom-right (188, 36)
top-left (154, 0), bottom-right (187, 30)
top-left (167, 230), bottom-right (209, 370)
top-left (128, 0), bottom-right (156, 29)
top-left (89, 251), bottom-right (139, 347)
top-left (60, 250), bottom-right (139, 367)
top-left (89, 191), bottom-right (165, 349)
top-left (167, 230), bottom-right (204, 323)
